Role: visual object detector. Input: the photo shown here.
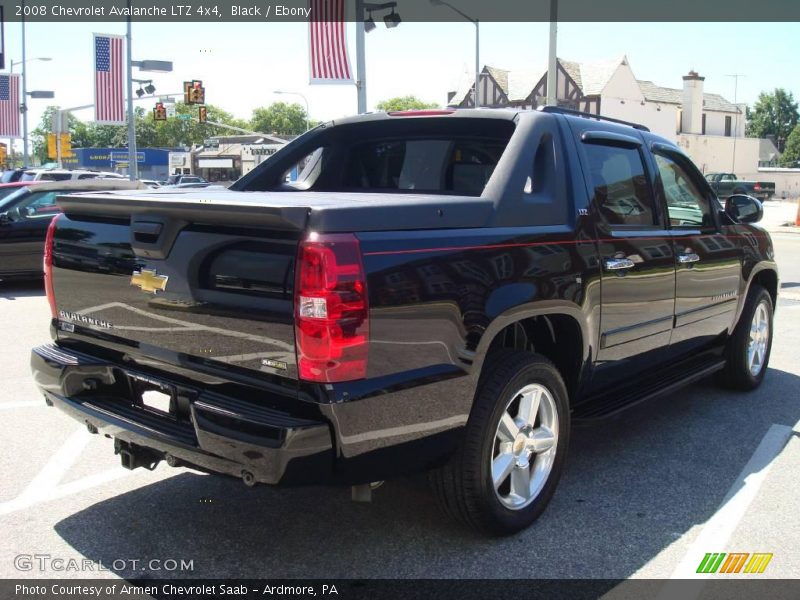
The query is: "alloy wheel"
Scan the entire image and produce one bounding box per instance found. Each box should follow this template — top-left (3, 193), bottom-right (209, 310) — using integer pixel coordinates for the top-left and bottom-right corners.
top-left (491, 383), bottom-right (558, 510)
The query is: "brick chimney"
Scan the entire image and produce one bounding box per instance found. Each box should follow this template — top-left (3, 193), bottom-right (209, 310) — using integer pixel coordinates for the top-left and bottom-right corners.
top-left (681, 70), bottom-right (705, 134)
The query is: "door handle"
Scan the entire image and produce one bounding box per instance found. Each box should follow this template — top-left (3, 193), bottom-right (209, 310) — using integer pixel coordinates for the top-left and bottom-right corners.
top-left (603, 257), bottom-right (635, 271)
top-left (677, 253), bottom-right (700, 264)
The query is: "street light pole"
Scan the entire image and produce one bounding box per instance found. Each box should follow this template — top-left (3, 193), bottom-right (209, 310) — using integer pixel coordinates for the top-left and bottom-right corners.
top-left (355, 0), bottom-right (367, 114)
top-left (474, 20), bottom-right (480, 108)
top-left (125, 10), bottom-right (138, 181)
top-left (727, 73), bottom-right (744, 173)
top-left (430, 1), bottom-right (479, 108)
top-left (274, 90), bottom-right (310, 131)
top-left (546, 0), bottom-right (558, 107)
top-left (21, 3), bottom-right (29, 165)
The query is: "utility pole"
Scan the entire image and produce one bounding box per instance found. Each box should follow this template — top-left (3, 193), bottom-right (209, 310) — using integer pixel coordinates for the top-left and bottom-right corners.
top-left (546, 0), bottom-right (558, 107)
top-left (125, 5), bottom-right (138, 180)
top-left (727, 73), bottom-right (744, 173)
top-left (21, 1), bottom-right (29, 165)
top-left (355, 0), bottom-right (367, 114)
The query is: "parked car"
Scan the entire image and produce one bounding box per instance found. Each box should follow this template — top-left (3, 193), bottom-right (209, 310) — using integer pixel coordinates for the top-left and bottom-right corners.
top-left (164, 174), bottom-right (208, 186)
top-left (705, 172), bottom-right (775, 201)
top-left (19, 168), bottom-right (124, 182)
top-left (0, 181), bottom-right (39, 201)
top-left (1, 168), bottom-right (27, 183)
top-left (31, 108), bottom-right (778, 535)
top-left (0, 179), bottom-right (146, 280)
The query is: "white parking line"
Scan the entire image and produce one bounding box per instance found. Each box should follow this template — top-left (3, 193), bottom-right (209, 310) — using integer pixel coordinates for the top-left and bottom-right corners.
top-left (667, 423), bottom-right (793, 578)
top-left (0, 401), bottom-right (45, 409)
top-left (632, 422), bottom-right (796, 600)
top-left (0, 428), bottom-right (137, 516)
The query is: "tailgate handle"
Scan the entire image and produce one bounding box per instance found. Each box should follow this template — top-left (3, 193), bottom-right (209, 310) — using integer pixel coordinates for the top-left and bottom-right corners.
top-left (132, 222), bottom-right (163, 244)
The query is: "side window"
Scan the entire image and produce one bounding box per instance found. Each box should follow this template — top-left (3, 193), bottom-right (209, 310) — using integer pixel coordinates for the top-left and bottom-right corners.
top-left (583, 144), bottom-right (655, 227)
top-left (654, 152), bottom-right (713, 228)
top-left (78, 174), bottom-right (98, 180)
top-left (283, 147), bottom-right (325, 188)
top-left (17, 191), bottom-right (60, 219)
top-left (39, 173), bottom-right (72, 181)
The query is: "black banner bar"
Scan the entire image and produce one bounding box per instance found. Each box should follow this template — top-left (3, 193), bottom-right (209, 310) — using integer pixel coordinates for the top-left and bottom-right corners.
top-left (2, 0), bottom-right (800, 22)
top-left (3, 579), bottom-right (800, 600)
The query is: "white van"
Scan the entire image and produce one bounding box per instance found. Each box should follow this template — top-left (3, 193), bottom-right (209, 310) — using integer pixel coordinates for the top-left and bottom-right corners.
top-left (20, 169), bottom-right (125, 182)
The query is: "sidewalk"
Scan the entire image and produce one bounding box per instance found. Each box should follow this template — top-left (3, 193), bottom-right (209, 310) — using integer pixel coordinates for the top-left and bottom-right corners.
top-left (761, 199), bottom-right (800, 234)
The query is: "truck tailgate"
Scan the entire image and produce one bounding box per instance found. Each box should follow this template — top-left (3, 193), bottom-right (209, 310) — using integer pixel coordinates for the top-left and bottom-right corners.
top-left (51, 190), bottom-right (308, 381)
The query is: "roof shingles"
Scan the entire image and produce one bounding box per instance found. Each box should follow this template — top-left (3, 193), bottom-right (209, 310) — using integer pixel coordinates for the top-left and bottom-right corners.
top-left (448, 57), bottom-right (740, 114)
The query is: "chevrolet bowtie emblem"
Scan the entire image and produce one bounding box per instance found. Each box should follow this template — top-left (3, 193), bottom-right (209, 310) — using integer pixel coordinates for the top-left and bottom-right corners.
top-left (131, 269), bottom-right (169, 294)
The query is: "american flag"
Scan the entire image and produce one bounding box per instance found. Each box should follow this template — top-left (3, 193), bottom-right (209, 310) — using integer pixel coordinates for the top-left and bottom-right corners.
top-left (0, 74), bottom-right (20, 138)
top-left (94, 33), bottom-right (125, 124)
top-left (309, 0), bottom-right (353, 84)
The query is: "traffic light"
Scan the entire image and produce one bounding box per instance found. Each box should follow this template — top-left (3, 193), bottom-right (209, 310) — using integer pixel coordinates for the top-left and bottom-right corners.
top-left (184, 80), bottom-right (205, 105)
top-left (198, 106), bottom-right (208, 123)
top-left (46, 134), bottom-right (73, 158)
top-left (153, 102), bottom-right (167, 121)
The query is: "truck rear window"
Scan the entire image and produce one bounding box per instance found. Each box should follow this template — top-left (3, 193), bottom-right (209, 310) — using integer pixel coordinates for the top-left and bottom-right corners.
top-left (342, 138), bottom-right (506, 196)
top-left (240, 117), bottom-right (516, 196)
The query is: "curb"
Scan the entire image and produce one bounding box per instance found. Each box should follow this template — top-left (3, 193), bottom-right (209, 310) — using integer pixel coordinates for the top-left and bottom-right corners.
top-left (766, 226), bottom-right (800, 235)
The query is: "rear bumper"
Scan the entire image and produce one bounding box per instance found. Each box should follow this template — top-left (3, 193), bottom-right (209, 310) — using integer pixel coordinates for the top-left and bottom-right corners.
top-left (30, 344), bottom-right (334, 486)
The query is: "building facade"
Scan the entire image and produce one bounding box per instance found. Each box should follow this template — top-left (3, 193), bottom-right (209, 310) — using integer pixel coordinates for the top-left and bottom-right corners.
top-left (448, 57), bottom-right (754, 173)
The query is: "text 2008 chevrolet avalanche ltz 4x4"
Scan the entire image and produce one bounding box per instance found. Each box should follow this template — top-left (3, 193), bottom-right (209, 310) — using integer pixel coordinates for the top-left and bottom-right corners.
top-left (31, 108), bottom-right (778, 535)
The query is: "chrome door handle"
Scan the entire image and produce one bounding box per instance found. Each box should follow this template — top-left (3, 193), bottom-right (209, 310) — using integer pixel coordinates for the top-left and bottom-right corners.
top-left (677, 253), bottom-right (700, 264)
top-left (603, 257), bottom-right (635, 271)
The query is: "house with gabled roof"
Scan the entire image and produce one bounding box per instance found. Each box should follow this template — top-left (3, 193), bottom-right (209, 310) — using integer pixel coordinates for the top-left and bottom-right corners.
top-left (447, 56), bottom-right (745, 143)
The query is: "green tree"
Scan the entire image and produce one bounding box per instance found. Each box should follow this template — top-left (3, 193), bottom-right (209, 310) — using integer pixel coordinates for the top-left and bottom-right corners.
top-left (30, 103), bottom-right (255, 163)
top-left (780, 124), bottom-right (800, 167)
top-left (249, 102), bottom-right (312, 135)
top-left (375, 95), bottom-right (439, 112)
top-left (746, 89), bottom-right (799, 152)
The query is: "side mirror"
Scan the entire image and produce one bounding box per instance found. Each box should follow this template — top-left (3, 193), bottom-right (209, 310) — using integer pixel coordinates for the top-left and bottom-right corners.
top-left (0, 213), bottom-right (9, 226)
top-left (725, 194), bottom-right (763, 224)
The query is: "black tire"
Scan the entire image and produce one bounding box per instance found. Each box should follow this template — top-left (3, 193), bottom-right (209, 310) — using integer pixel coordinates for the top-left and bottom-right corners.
top-left (430, 351), bottom-right (570, 535)
top-left (718, 285), bottom-right (774, 390)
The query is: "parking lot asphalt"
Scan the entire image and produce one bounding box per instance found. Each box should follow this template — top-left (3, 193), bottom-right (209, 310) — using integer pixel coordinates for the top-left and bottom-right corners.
top-left (0, 235), bottom-right (798, 582)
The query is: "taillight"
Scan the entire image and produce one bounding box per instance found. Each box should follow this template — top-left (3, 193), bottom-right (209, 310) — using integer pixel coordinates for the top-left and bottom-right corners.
top-left (295, 233), bottom-right (369, 382)
top-left (43, 214), bottom-right (62, 319)
top-left (753, 183), bottom-right (762, 191)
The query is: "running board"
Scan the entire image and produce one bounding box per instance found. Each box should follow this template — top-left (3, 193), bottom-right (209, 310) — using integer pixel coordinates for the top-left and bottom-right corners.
top-left (573, 357), bottom-right (726, 422)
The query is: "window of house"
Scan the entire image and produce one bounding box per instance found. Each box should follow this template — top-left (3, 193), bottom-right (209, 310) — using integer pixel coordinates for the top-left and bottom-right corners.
top-left (654, 151), bottom-right (713, 228)
top-left (702, 114), bottom-right (707, 135)
top-left (725, 116), bottom-right (732, 137)
top-left (583, 144), bottom-right (655, 227)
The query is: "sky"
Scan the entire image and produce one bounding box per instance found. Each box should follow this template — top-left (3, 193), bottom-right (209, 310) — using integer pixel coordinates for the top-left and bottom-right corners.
top-left (5, 20), bottom-right (799, 154)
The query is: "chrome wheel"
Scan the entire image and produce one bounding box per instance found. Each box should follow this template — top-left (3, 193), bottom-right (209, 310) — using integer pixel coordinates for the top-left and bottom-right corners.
top-left (747, 301), bottom-right (770, 377)
top-left (491, 383), bottom-right (558, 510)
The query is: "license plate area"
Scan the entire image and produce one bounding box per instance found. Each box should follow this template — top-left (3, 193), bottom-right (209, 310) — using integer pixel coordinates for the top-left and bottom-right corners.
top-left (127, 372), bottom-right (177, 418)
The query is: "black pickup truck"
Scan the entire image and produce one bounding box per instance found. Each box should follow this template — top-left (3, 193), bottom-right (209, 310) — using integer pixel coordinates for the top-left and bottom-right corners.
top-left (705, 172), bottom-right (775, 201)
top-left (31, 107), bottom-right (778, 535)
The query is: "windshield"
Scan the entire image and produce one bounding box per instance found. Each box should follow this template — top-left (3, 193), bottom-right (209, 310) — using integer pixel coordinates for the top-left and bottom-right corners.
top-left (0, 187), bottom-right (31, 212)
top-left (0, 187), bottom-right (24, 201)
